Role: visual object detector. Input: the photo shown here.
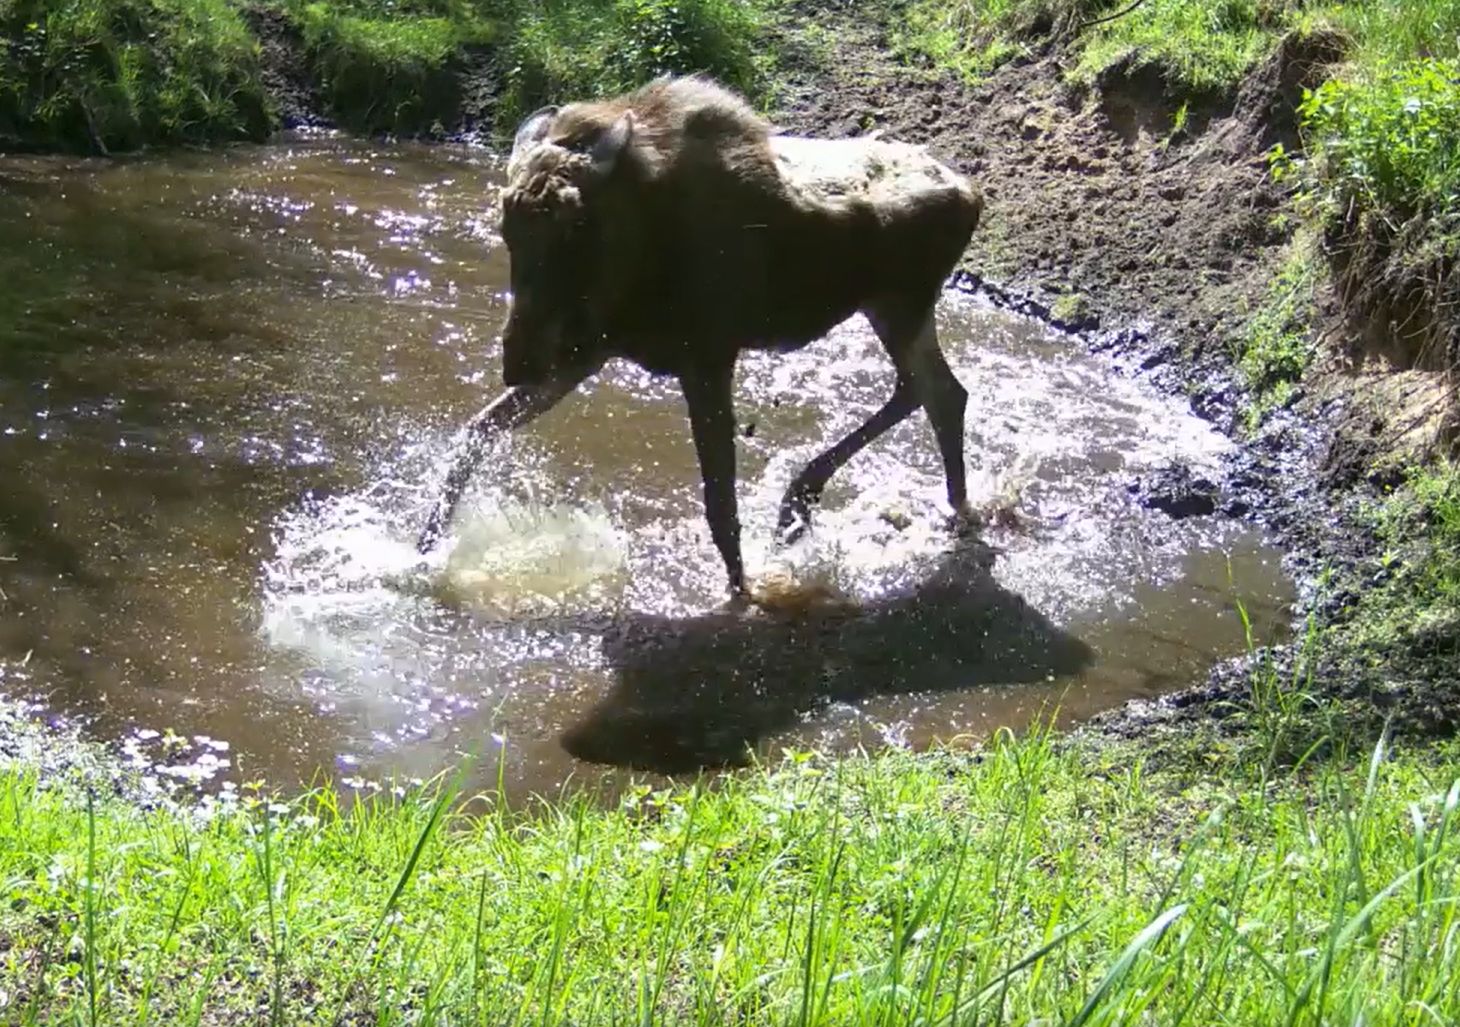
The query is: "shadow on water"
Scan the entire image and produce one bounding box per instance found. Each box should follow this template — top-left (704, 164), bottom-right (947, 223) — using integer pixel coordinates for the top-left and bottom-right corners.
top-left (562, 538), bottom-right (1094, 774)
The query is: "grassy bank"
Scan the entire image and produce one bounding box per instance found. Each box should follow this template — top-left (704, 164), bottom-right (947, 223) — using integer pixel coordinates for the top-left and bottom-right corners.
top-left (0, 0), bottom-right (273, 151)
top-left (0, 0), bottom-right (773, 149)
top-left (3, 726), bottom-right (1460, 1024)
top-left (287, 0), bottom-right (772, 135)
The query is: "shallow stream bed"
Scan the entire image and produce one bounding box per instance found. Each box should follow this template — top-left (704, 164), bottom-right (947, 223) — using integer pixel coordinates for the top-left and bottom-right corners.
top-left (0, 136), bottom-right (1292, 799)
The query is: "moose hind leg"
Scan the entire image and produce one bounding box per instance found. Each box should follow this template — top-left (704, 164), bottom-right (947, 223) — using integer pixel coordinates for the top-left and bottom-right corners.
top-left (873, 310), bottom-right (970, 515)
top-left (776, 379), bottom-right (918, 542)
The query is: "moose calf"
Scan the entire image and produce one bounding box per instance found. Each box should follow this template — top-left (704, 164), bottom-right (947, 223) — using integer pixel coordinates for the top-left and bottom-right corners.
top-left (418, 75), bottom-right (983, 597)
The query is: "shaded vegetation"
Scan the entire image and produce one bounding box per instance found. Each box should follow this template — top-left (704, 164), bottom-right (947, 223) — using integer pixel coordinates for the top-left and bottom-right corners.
top-left (1234, 239), bottom-right (1318, 428)
top-left (0, 0), bottom-right (773, 149)
top-left (1281, 53), bottom-right (1460, 371)
top-left (1346, 459), bottom-right (1460, 664)
top-left (495, 0), bottom-right (770, 126)
top-left (285, 0), bottom-right (491, 134)
top-left (4, 726), bottom-right (1460, 1024)
top-left (0, 0), bottom-right (272, 151)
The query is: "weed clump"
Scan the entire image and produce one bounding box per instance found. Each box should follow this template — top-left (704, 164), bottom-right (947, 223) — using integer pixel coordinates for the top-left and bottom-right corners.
top-left (1358, 459), bottom-right (1460, 652)
top-left (1, 0), bottom-right (774, 150)
top-left (289, 0), bottom-right (489, 134)
top-left (285, 0), bottom-right (772, 137)
top-left (494, 0), bottom-right (770, 127)
top-left (1235, 241), bottom-right (1318, 426)
top-left (1283, 57), bottom-right (1460, 369)
top-left (1071, 0), bottom-right (1274, 97)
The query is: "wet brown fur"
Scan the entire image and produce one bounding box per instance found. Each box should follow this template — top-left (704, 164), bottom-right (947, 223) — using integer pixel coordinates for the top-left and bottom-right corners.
top-left (424, 76), bottom-right (983, 595)
top-left (502, 75), bottom-right (982, 376)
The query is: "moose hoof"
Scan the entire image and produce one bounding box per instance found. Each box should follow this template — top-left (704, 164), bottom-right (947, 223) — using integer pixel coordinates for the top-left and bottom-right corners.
top-left (777, 518), bottom-right (810, 547)
top-left (947, 502), bottom-right (983, 537)
top-left (776, 492), bottom-right (816, 546)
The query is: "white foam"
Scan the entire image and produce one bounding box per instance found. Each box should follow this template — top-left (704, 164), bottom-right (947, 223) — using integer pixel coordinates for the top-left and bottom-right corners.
top-left (433, 495), bottom-right (628, 615)
top-left (261, 487), bottom-right (628, 651)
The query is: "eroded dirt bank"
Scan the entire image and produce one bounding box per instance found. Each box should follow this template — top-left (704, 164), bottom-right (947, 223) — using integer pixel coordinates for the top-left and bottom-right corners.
top-left (766, 4), bottom-right (1454, 747)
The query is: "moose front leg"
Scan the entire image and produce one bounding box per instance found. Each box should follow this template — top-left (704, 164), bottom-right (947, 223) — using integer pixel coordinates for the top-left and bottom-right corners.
top-left (416, 376), bottom-right (583, 553)
top-left (680, 363), bottom-right (746, 597)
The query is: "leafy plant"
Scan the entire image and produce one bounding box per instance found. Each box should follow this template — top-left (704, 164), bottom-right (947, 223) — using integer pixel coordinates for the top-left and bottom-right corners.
top-left (1296, 58), bottom-right (1460, 230)
top-left (1235, 243), bottom-right (1317, 425)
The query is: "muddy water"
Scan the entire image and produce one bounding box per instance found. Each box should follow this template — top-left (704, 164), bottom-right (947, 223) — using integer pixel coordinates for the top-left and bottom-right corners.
top-left (0, 136), bottom-right (1291, 798)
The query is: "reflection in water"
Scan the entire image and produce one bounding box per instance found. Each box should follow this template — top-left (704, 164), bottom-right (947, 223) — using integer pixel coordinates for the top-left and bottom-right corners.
top-left (0, 137), bottom-right (1294, 799)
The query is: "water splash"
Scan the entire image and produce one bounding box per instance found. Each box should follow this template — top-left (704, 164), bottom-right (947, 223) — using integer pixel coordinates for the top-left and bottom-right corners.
top-left (432, 495), bottom-right (628, 616)
top-left (261, 487), bottom-right (628, 638)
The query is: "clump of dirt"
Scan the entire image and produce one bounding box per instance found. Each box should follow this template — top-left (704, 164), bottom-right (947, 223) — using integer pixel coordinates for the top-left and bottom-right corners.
top-left (1127, 462), bottom-right (1221, 520)
top-left (245, 5), bottom-right (328, 131)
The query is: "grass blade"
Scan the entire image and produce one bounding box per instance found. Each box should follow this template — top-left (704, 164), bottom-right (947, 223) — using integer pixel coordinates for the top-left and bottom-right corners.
top-left (1068, 904), bottom-right (1188, 1027)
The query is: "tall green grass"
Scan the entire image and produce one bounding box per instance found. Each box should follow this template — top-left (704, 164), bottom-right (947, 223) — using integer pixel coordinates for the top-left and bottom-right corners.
top-left (893, 0), bottom-right (1279, 93)
top-left (3, 729), bottom-right (1460, 1023)
top-left (287, 0), bottom-right (492, 134)
top-left (285, 0), bottom-right (771, 136)
top-left (495, 0), bottom-right (770, 126)
top-left (0, 0), bottom-right (272, 151)
top-left (1, 0), bottom-right (773, 149)
top-left (1071, 0), bottom-right (1272, 94)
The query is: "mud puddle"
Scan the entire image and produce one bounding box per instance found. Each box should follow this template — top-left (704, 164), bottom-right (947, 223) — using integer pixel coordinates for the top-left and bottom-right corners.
top-left (0, 137), bottom-right (1291, 799)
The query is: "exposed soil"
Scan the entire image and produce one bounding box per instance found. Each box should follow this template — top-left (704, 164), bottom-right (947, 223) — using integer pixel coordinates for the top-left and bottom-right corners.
top-left (770, 6), bottom-right (1310, 374)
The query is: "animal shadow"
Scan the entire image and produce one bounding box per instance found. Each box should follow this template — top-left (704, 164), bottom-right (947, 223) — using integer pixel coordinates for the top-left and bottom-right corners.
top-left (561, 538), bottom-right (1093, 773)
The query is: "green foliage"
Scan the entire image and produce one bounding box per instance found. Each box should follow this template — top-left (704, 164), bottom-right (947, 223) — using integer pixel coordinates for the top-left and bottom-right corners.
top-left (495, 0), bottom-right (770, 128)
top-left (4, 734), bottom-right (1460, 1023)
top-left (1, 0), bottom-right (773, 149)
top-left (1050, 289), bottom-right (1091, 324)
top-left (289, 0), bottom-right (489, 134)
top-left (1360, 459), bottom-right (1460, 644)
top-left (1292, 57), bottom-right (1460, 230)
top-left (1072, 0), bottom-right (1272, 95)
top-left (1310, 0), bottom-right (1460, 68)
top-left (1235, 242), bottom-right (1317, 424)
top-left (0, 0), bottom-right (271, 151)
top-left (891, 0), bottom-right (1050, 80)
top-left (894, 0), bottom-right (1273, 92)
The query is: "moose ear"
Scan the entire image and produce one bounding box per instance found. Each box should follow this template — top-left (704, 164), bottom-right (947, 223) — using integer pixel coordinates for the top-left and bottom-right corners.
top-left (512, 105), bottom-right (559, 155)
top-left (590, 112), bottom-right (634, 177)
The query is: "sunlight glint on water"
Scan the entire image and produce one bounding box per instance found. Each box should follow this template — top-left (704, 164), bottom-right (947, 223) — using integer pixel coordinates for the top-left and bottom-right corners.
top-left (0, 137), bottom-right (1294, 799)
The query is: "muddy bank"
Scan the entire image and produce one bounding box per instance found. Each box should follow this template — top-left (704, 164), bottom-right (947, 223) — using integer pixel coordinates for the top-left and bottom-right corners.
top-left (766, 4), bottom-right (1453, 744)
